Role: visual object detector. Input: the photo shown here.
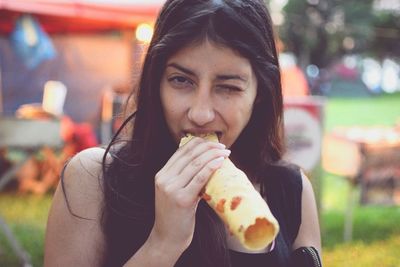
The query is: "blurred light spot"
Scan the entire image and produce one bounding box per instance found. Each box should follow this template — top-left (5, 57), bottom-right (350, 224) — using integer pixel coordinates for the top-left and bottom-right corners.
top-left (343, 55), bottom-right (357, 69)
top-left (381, 59), bottom-right (400, 93)
top-left (306, 64), bottom-right (319, 78)
top-left (272, 12), bottom-right (285, 25)
top-left (362, 58), bottom-right (382, 92)
top-left (307, 0), bottom-right (319, 5)
top-left (275, 0), bottom-right (288, 6)
top-left (135, 23), bottom-right (153, 43)
top-left (343, 37), bottom-right (355, 50)
top-left (325, 23), bottom-right (337, 34)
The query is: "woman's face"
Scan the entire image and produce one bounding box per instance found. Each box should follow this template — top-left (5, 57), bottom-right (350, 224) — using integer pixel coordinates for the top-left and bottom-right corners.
top-left (160, 41), bottom-right (258, 148)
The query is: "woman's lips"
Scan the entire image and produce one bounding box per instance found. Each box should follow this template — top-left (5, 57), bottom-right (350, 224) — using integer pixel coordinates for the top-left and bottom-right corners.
top-left (182, 131), bottom-right (222, 140)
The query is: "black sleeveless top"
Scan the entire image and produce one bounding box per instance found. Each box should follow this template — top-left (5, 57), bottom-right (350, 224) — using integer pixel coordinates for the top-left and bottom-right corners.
top-left (229, 161), bottom-right (303, 267)
top-left (102, 160), bottom-right (302, 267)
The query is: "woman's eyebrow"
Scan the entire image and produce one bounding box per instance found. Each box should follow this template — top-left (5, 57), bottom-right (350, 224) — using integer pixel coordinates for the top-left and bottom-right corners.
top-left (215, 74), bottom-right (248, 82)
top-left (167, 62), bottom-right (248, 82)
top-left (166, 63), bottom-right (196, 76)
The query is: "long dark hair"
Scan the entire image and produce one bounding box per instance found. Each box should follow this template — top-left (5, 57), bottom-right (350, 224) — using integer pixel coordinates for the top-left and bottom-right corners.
top-left (101, 0), bottom-right (283, 266)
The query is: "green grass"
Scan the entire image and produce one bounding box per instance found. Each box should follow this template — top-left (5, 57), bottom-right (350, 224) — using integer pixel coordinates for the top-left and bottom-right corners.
top-left (1, 93), bottom-right (400, 267)
top-left (323, 235), bottom-right (400, 267)
top-left (320, 92), bottom-right (400, 267)
top-left (0, 194), bottom-right (52, 267)
top-left (324, 93), bottom-right (400, 132)
top-left (322, 207), bottom-right (400, 248)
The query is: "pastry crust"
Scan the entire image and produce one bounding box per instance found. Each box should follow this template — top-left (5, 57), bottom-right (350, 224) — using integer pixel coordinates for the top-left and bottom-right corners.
top-left (179, 134), bottom-right (279, 250)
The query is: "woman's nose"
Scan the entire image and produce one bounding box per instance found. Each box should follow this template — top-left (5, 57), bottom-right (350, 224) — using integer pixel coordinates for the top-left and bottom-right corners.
top-left (187, 92), bottom-right (215, 126)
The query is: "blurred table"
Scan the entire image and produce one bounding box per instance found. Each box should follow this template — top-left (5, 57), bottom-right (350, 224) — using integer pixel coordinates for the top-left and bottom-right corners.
top-left (322, 125), bottom-right (400, 241)
top-left (0, 116), bottom-right (63, 267)
top-left (0, 116), bottom-right (63, 190)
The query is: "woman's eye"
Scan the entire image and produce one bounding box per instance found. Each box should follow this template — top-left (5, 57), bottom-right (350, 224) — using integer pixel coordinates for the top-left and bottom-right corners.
top-left (168, 76), bottom-right (193, 88)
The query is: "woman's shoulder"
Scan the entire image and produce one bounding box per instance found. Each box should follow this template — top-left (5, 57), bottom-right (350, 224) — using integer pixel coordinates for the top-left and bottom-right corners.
top-left (60, 146), bottom-right (109, 217)
top-left (264, 160), bottom-right (302, 188)
top-left (44, 147), bottom-right (108, 266)
top-left (65, 147), bottom-right (107, 179)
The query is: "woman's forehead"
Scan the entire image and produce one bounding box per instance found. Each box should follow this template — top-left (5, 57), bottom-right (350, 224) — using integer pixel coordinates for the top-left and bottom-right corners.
top-left (165, 41), bottom-right (254, 76)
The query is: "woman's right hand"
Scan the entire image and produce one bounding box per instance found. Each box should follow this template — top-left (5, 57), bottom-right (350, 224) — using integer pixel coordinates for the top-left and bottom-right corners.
top-left (148, 137), bottom-right (230, 254)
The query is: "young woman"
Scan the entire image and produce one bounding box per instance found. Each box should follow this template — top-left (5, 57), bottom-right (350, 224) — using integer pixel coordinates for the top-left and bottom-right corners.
top-left (44, 0), bottom-right (322, 266)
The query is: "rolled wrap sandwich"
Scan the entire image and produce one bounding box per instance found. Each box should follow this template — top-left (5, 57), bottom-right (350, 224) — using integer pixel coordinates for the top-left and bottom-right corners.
top-left (179, 134), bottom-right (279, 250)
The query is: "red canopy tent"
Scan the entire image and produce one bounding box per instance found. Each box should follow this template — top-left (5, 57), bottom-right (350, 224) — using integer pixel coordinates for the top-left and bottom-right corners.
top-left (0, 0), bottom-right (165, 121)
top-left (0, 0), bottom-right (164, 33)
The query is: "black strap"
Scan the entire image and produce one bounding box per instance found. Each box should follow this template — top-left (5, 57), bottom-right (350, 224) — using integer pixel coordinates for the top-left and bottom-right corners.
top-left (290, 247), bottom-right (322, 267)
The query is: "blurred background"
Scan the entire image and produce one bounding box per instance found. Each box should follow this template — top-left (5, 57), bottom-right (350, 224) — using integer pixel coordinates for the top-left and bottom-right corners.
top-left (0, 0), bottom-right (399, 266)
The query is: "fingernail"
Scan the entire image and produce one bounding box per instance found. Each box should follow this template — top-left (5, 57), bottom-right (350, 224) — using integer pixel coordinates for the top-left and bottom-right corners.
top-left (222, 149), bottom-right (231, 156)
top-left (217, 142), bottom-right (226, 149)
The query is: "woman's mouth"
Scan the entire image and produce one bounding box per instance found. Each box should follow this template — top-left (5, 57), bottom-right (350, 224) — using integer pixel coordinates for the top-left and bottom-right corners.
top-left (182, 131), bottom-right (222, 140)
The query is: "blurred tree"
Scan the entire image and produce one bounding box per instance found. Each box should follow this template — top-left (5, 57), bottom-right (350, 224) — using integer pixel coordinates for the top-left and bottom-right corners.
top-left (279, 0), bottom-right (376, 68)
top-left (370, 11), bottom-right (400, 60)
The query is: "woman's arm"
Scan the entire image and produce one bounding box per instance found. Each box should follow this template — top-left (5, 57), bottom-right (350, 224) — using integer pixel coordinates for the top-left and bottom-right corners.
top-left (44, 147), bottom-right (107, 266)
top-left (44, 147), bottom-right (189, 267)
top-left (292, 171), bottom-right (322, 255)
top-left (123, 137), bottom-right (230, 267)
top-left (45, 138), bottom-right (229, 267)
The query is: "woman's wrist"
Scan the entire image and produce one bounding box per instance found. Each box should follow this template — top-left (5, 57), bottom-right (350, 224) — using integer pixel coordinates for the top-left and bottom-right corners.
top-left (147, 229), bottom-right (188, 257)
top-left (123, 230), bottom-right (186, 267)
